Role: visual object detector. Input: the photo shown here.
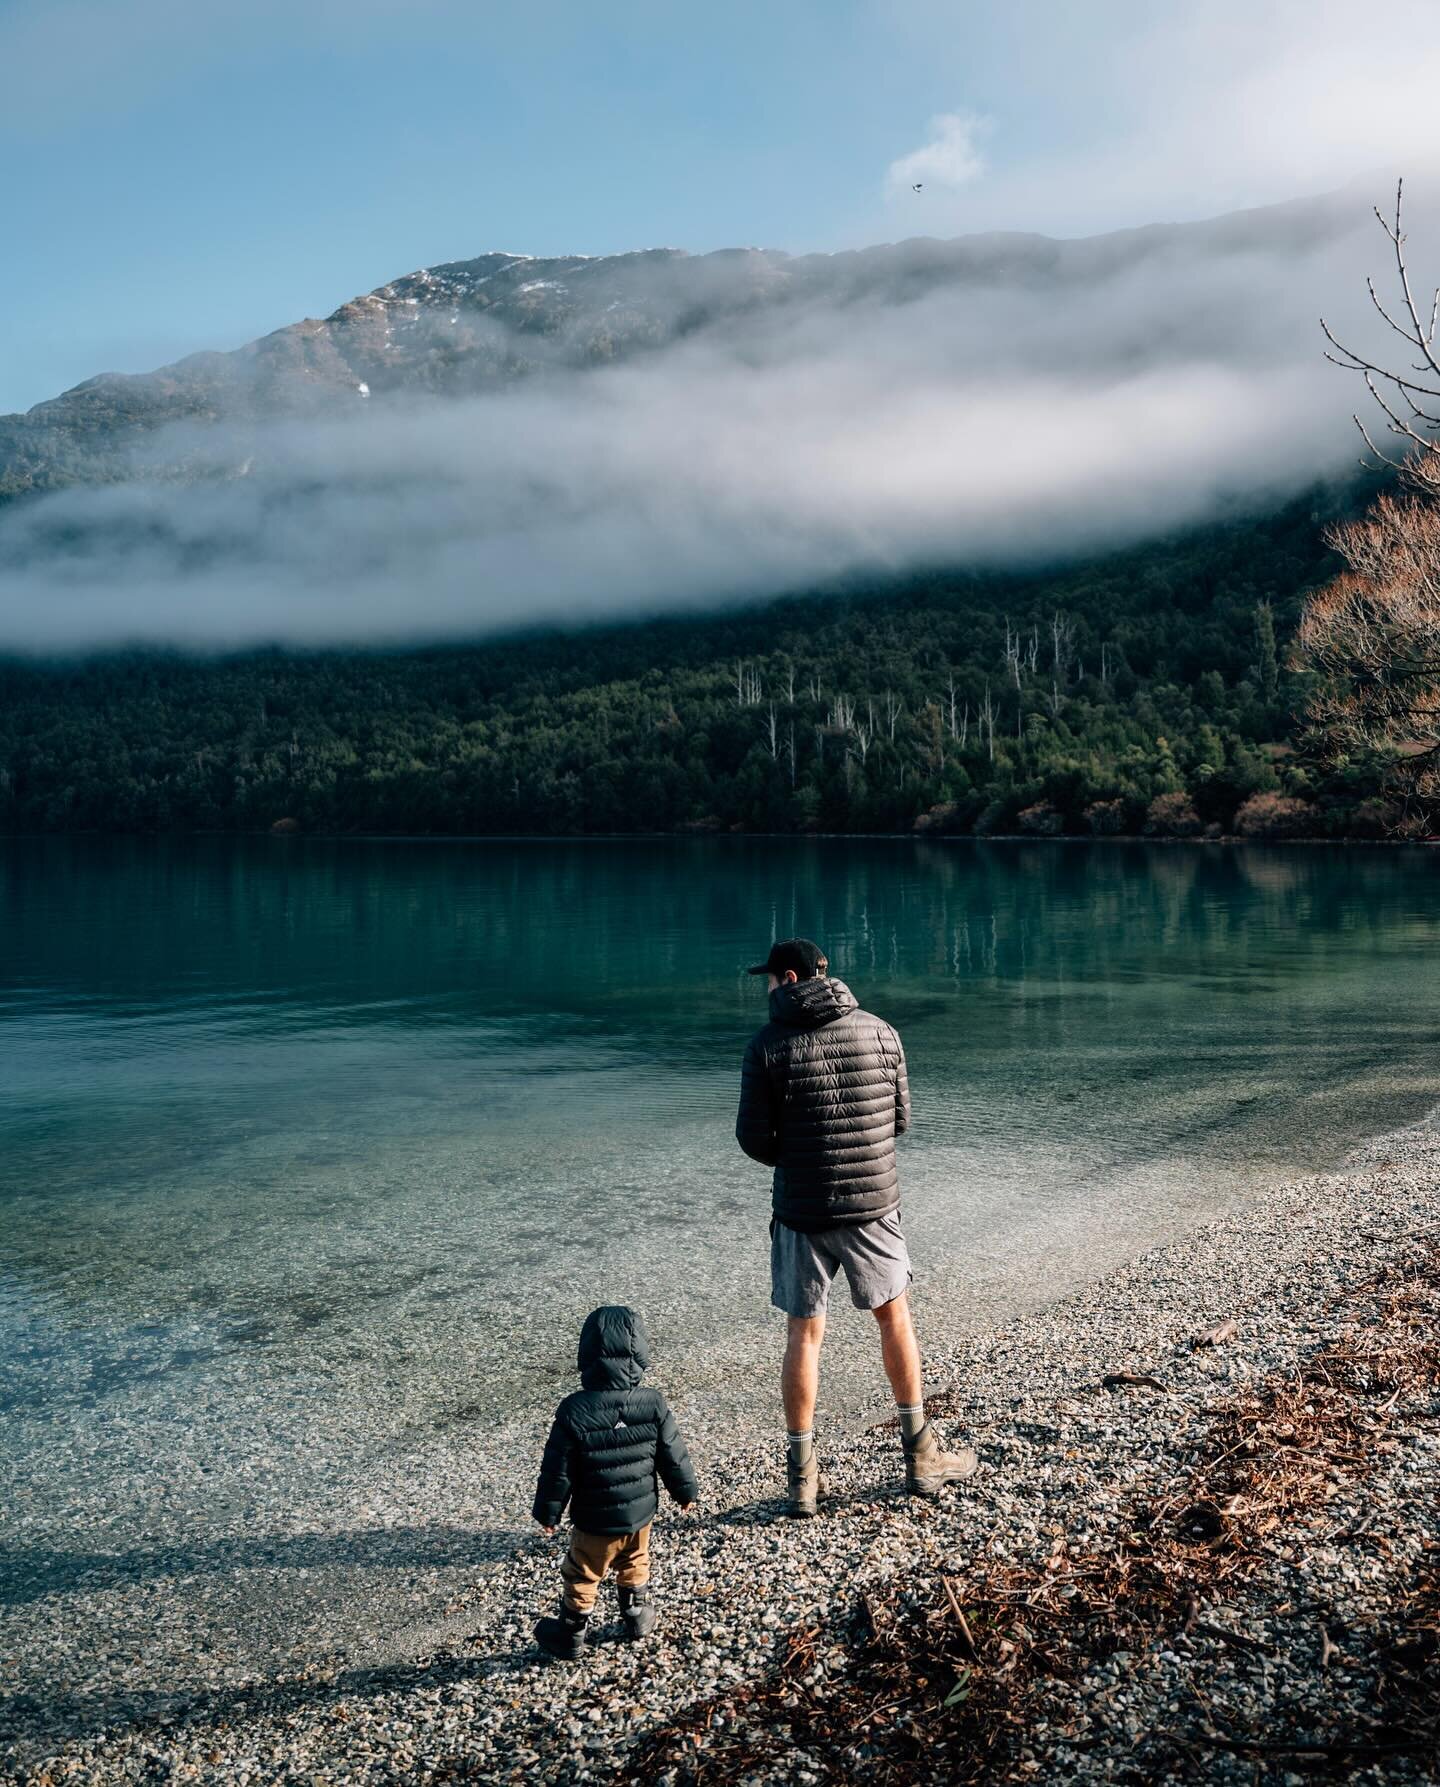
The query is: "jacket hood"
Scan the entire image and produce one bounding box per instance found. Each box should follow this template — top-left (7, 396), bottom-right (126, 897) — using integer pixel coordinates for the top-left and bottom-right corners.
top-left (769, 975), bottom-right (859, 1030)
top-left (577, 1304), bottom-right (651, 1392)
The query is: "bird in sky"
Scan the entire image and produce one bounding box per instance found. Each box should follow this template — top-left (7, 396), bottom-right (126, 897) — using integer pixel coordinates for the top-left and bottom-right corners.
top-left (912, 182), bottom-right (923, 192)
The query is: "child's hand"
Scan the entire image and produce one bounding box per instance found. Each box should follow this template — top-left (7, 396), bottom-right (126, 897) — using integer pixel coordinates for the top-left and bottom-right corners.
top-left (537, 1522), bottom-right (556, 1535)
top-left (680, 1503), bottom-right (697, 1514)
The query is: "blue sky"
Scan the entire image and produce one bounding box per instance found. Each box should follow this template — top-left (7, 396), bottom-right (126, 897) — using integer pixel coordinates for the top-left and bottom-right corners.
top-left (4, 0), bottom-right (1438, 415)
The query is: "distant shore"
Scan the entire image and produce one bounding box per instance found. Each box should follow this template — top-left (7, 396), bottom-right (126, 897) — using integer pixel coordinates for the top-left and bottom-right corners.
top-left (5, 828), bottom-right (1436, 846)
top-left (6, 1112), bottom-right (1439, 1784)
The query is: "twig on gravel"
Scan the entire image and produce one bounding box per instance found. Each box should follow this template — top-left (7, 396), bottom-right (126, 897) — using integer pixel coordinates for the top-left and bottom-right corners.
top-left (1191, 1619), bottom-right (1278, 1657)
top-left (940, 1576), bottom-right (978, 1660)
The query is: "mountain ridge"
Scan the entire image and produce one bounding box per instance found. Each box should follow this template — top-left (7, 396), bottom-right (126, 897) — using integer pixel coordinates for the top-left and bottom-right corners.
top-left (0, 189), bottom-right (1361, 506)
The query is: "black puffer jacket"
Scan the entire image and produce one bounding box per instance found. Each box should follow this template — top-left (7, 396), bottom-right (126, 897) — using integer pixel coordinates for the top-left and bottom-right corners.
top-left (736, 976), bottom-right (910, 1232)
top-left (532, 1306), bottom-right (698, 1536)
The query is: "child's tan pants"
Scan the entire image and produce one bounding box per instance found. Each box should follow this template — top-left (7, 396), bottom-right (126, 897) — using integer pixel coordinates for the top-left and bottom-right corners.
top-left (560, 1523), bottom-right (651, 1613)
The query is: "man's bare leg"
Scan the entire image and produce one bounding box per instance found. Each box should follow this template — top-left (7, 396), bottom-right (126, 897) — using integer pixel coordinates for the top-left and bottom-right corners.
top-left (782, 1314), bottom-right (825, 1516)
top-left (872, 1291), bottom-right (923, 1410)
top-left (874, 1291), bottom-right (978, 1489)
top-left (782, 1313), bottom-right (826, 1434)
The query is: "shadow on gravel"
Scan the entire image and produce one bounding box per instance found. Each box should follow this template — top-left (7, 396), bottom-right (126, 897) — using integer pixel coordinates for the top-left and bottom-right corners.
top-left (711, 1475), bottom-right (913, 1527)
top-left (0, 1639), bottom-right (548, 1761)
top-left (0, 1523), bottom-right (525, 1608)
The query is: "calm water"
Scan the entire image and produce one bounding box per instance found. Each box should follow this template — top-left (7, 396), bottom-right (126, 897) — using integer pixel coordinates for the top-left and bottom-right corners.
top-left (4, 837), bottom-right (1440, 1561)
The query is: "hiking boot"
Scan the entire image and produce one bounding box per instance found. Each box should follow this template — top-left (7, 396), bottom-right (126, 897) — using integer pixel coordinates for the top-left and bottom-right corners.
top-left (904, 1421), bottom-right (979, 1497)
top-left (534, 1599), bottom-right (589, 1661)
top-left (618, 1584), bottom-right (656, 1640)
top-left (786, 1447), bottom-right (820, 1518)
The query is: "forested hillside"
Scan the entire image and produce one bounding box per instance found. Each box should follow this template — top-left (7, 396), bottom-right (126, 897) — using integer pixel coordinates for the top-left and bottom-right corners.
top-left (0, 488), bottom-right (1399, 838)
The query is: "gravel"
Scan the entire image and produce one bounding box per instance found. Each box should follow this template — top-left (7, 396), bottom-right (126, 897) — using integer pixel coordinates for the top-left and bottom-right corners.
top-left (4, 1116), bottom-right (1439, 1784)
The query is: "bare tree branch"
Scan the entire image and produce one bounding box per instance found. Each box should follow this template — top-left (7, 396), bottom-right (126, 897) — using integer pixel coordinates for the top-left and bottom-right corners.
top-left (1384, 178), bottom-right (1440, 381)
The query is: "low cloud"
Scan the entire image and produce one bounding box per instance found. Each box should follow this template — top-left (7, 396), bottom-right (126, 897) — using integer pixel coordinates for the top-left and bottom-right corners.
top-left (885, 112), bottom-right (988, 202)
top-left (0, 189), bottom-right (1423, 652)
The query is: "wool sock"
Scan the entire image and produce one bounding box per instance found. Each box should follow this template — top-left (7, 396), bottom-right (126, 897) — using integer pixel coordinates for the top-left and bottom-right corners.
top-left (786, 1428), bottom-right (814, 1469)
top-left (897, 1402), bottom-right (926, 1444)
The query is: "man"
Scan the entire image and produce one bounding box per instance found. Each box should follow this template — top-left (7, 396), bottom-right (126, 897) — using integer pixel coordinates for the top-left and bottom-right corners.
top-left (736, 937), bottom-right (978, 1518)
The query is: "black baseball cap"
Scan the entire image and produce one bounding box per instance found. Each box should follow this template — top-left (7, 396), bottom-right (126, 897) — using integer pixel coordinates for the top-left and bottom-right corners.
top-left (747, 937), bottom-right (828, 979)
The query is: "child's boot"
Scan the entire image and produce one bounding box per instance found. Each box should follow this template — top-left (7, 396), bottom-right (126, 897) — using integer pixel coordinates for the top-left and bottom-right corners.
top-left (617, 1584), bottom-right (656, 1640)
top-left (535, 1598), bottom-right (589, 1661)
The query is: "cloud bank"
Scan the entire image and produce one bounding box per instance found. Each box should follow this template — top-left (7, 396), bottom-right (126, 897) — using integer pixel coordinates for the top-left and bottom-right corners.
top-left (0, 188), bottom-right (1426, 651)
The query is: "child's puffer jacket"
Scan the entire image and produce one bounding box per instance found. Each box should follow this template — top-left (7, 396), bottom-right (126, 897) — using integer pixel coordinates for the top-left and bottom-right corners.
top-left (532, 1305), bottom-right (698, 1535)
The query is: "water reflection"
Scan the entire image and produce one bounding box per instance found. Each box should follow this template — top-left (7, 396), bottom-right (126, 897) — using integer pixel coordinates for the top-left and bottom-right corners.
top-left (2, 837), bottom-right (1439, 1433)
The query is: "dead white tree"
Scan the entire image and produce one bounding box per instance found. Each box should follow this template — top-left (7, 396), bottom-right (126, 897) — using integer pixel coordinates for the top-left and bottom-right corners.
top-left (979, 681), bottom-right (997, 761)
top-left (1051, 610), bottom-right (1077, 679)
top-left (765, 704), bottom-right (779, 760)
top-left (1003, 621), bottom-right (1024, 741)
top-left (1047, 610), bottom-right (1079, 717)
top-left (829, 693), bottom-right (856, 732)
top-left (884, 689), bottom-right (904, 740)
top-left (734, 660), bottom-right (763, 707)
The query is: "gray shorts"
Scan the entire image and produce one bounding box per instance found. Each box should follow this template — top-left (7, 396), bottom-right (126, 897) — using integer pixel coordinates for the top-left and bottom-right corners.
top-left (770, 1211), bottom-right (913, 1319)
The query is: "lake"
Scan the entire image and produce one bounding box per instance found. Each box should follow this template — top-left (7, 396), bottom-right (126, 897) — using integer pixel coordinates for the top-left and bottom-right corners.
top-left (4, 836), bottom-right (1440, 1593)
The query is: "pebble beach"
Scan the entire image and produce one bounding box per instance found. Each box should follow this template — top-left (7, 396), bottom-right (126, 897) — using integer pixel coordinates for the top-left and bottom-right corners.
top-left (5, 1114), bottom-right (1439, 1784)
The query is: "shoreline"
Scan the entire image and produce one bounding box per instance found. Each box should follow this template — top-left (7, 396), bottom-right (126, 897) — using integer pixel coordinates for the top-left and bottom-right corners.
top-left (5, 831), bottom-right (1436, 847)
top-left (5, 1112), bottom-right (1439, 1783)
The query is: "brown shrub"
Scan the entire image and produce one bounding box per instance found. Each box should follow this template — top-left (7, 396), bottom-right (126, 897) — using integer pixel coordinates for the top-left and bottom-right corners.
top-left (1084, 798), bottom-right (1127, 836)
top-left (1233, 792), bottom-right (1320, 838)
top-left (1349, 797), bottom-right (1397, 838)
top-left (1017, 802), bottom-right (1064, 836)
top-left (913, 801), bottom-right (960, 834)
top-left (1143, 792), bottom-right (1202, 837)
